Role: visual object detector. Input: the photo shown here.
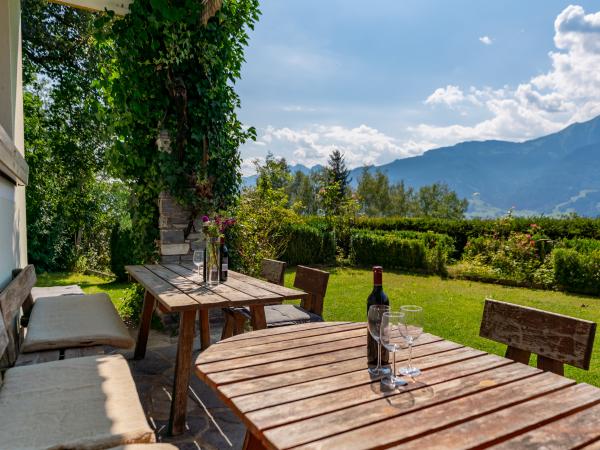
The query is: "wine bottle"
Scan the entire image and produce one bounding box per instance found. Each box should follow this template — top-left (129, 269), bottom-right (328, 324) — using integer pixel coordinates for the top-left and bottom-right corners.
top-left (367, 266), bottom-right (390, 366)
top-left (219, 237), bottom-right (229, 282)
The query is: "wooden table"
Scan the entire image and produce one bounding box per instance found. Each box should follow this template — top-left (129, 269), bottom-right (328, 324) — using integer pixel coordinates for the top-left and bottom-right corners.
top-left (195, 321), bottom-right (600, 450)
top-left (125, 263), bottom-right (307, 435)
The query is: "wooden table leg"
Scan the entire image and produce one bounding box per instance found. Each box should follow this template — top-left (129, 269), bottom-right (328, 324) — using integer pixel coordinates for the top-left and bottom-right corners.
top-left (199, 309), bottom-right (211, 351)
top-left (134, 290), bottom-right (155, 360)
top-left (250, 305), bottom-right (267, 330)
top-left (169, 309), bottom-right (196, 435)
top-left (243, 430), bottom-right (268, 450)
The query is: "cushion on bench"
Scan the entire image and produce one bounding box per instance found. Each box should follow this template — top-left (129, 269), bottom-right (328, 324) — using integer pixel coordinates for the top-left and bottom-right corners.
top-left (21, 293), bottom-right (135, 353)
top-left (264, 304), bottom-right (323, 327)
top-left (109, 446), bottom-right (178, 450)
top-left (0, 354), bottom-right (155, 449)
top-left (31, 284), bottom-right (84, 301)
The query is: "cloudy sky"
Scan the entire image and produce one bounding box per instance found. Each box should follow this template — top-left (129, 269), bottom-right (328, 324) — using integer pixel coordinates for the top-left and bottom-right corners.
top-left (236, 1), bottom-right (600, 175)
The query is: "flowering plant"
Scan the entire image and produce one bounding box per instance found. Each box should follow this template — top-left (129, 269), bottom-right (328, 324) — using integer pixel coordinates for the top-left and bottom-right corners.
top-left (201, 215), bottom-right (236, 239)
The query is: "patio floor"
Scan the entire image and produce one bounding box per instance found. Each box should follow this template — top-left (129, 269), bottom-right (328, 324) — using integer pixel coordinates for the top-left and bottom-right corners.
top-left (122, 312), bottom-right (247, 450)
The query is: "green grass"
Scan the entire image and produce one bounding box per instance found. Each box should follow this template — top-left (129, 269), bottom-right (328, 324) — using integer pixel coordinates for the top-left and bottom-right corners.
top-left (284, 267), bottom-right (600, 386)
top-left (35, 272), bottom-right (131, 309)
top-left (38, 268), bottom-right (600, 386)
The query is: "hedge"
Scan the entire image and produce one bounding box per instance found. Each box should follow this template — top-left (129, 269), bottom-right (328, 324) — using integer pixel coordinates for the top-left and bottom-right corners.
top-left (350, 231), bottom-right (427, 271)
top-left (281, 223), bottom-right (336, 265)
top-left (307, 216), bottom-right (600, 258)
top-left (553, 248), bottom-right (600, 296)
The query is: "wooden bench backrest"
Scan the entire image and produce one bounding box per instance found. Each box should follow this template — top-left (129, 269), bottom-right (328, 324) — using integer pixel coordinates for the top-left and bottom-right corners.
top-left (480, 298), bottom-right (596, 374)
top-left (295, 266), bottom-right (329, 317)
top-left (0, 265), bottom-right (36, 366)
top-left (261, 259), bottom-right (286, 286)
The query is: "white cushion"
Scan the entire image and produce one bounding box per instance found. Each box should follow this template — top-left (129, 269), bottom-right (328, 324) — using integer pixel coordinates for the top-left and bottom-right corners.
top-left (21, 293), bottom-right (134, 353)
top-left (0, 354), bottom-right (155, 449)
top-left (110, 446), bottom-right (177, 450)
top-left (31, 285), bottom-right (84, 301)
top-left (265, 304), bottom-right (323, 327)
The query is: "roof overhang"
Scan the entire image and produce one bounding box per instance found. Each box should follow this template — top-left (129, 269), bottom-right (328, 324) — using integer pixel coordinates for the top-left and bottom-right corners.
top-left (49, 0), bottom-right (132, 15)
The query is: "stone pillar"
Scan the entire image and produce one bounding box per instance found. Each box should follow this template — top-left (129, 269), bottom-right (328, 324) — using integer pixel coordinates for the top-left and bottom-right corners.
top-left (158, 192), bottom-right (204, 263)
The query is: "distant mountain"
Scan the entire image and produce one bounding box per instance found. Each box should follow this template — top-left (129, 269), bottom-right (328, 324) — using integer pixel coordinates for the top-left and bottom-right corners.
top-left (242, 116), bottom-right (600, 217)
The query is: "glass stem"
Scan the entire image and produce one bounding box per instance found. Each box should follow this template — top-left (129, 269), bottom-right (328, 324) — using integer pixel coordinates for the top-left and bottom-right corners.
top-left (407, 343), bottom-right (413, 370)
top-left (392, 350), bottom-right (396, 378)
top-left (377, 340), bottom-right (382, 370)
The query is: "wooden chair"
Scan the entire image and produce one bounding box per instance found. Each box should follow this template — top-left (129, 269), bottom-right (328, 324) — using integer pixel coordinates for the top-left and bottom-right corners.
top-left (222, 266), bottom-right (330, 338)
top-left (221, 259), bottom-right (288, 339)
top-left (480, 298), bottom-right (596, 375)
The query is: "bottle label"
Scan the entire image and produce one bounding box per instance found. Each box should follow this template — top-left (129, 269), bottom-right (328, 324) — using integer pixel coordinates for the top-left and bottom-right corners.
top-left (221, 263), bottom-right (228, 271)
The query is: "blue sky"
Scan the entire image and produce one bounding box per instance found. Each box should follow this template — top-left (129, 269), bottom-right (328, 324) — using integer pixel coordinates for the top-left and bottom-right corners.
top-left (237, 1), bottom-right (600, 174)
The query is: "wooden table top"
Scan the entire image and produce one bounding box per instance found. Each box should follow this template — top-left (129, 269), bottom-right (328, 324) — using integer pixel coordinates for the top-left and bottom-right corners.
top-left (125, 263), bottom-right (307, 312)
top-left (195, 321), bottom-right (600, 450)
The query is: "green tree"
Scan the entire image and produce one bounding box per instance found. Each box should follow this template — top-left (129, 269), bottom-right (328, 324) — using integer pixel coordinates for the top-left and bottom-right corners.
top-left (287, 170), bottom-right (321, 215)
top-left (255, 152), bottom-right (291, 192)
top-left (326, 149), bottom-right (351, 203)
top-left (416, 182), bottom-right (469, 219)
top-left (22, 0), bottom-right (124, 271)
top-left (356, 168), bottom-right (391, 216)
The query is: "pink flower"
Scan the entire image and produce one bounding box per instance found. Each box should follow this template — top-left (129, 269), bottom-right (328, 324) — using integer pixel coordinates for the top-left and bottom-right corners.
top-left (202, 215), bottom-right (210, 222)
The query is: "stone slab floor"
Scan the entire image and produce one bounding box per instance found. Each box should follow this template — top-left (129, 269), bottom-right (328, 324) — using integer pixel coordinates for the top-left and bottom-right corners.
top-left (122, 313), bottom-right (247, 450)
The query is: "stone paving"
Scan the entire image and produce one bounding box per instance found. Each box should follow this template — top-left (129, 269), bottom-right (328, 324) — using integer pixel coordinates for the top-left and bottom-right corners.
top-left (122, 313), bottom-right (247, 450)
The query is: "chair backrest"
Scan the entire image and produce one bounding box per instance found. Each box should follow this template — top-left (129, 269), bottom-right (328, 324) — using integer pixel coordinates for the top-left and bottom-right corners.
top-left (480, 298), bottom-right (596, 375)
top-left (294, 266), bottom-right (329, 317)
top-left (261, 259), bottom-right (286, 286)
top-left (0, 265), bottom-right (36, 367)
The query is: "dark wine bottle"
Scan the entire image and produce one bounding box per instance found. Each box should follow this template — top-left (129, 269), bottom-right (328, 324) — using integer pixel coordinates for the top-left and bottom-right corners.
top-left (367, 266), bottom-right (390, 366)
top-left (203, 241), bottom-right (207, 282)
top-left (219, 237), bottom-right (229, 282)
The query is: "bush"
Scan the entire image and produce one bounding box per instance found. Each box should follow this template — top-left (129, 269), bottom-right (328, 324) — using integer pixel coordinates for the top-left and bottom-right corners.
top-left (553, 249), bottom-right (600, 295)
top-left (350, 231), bottom-right (429, 272)
top-left (561, 238), bottom-right (600, 254)
top-left (281, 223), bottom-right (336, 265)
top-left (110, 224), bottom-right (137, 281)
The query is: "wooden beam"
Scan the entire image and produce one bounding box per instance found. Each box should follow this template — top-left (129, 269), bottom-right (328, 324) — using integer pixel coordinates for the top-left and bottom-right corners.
top-left (0, 124), bottom-right (28, 185)
top-left (48, 0), bottom-right (132, 16)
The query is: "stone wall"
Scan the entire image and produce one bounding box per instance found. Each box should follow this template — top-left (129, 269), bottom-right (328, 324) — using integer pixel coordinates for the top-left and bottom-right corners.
top-left (158, 192), bottom-right (204, 263)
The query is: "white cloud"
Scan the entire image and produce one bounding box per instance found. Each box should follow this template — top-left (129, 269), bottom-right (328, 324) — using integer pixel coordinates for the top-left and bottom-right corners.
top-left (252, 124), bottom-right (430, 169)
top-left (479, 36), bottom-right (493, 45)
top-left (425, 85), bottom-right (465, 108)
top-left (418, 5), bottom-right (600, 146)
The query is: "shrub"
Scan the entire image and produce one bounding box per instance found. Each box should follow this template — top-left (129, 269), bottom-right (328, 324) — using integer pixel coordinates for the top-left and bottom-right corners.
top-left (553, 249), bottom-right (600, 295)
top-left (110, 224), bottom-right (137, 281)
top-left (350, 231), bottom-right (429, 272)
top-left (560, 238), bottom-right (600, 254)
top-left (281, 223), bottom-right (336, 265)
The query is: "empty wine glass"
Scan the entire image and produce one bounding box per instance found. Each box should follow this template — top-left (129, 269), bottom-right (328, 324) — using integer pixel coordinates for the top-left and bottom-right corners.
top-left (398, 305), bottom-right (424, 377)
top-left (368, 304), bottom-right (391, 377)
top-left (380, 311), bottom-right (407, 389)
top-left (193, 249), bottom-right (204, 276)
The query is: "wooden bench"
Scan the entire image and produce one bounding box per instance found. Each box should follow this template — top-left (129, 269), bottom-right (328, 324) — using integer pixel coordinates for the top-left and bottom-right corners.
top-left (0, 268), bottom-right (158, 449)
top-left (0, 265), bottom-right (133, 368)
top-left (480, 298), bottom-right (596, 375)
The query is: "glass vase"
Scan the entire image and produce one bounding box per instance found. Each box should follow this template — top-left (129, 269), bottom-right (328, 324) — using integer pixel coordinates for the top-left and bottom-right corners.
top-left (205, 237), bottom-right (220, 286)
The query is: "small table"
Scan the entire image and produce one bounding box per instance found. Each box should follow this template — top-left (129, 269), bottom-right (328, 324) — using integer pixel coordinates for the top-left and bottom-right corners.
top-left (125, 263), bottom-right (307, 436)
top-left (195, 321), bottom-right (600, 450)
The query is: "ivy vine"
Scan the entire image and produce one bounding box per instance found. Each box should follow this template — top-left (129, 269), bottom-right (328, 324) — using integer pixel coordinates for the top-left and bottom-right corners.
top-left (96, 0), bottom-right (259, 261)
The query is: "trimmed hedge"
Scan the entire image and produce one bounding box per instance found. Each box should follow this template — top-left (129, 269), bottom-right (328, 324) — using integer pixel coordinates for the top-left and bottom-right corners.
top-left (306, 216), bottom-right (600, 258)
top-left (349, 229), bottom-right (450, 274)
top-left (281, 223), bottom-right (336, 265)
top-left (553, 248), bottom-right (600, 295)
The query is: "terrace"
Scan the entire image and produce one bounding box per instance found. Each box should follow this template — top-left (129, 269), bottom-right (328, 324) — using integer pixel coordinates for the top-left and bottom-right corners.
top-left (2, 1), bottom-right (600, 449)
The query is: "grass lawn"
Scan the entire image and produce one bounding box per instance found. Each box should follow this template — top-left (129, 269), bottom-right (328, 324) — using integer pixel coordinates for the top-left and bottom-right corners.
top-left (35, 272), bottom-right (131, 310)
top-left (37, 268), bottom-right (600, 386)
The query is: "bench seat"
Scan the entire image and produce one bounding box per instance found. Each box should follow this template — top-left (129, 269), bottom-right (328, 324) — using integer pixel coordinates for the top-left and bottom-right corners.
top-left (0, 354), bottom-right (155, 449)
top-left (31, 284), bottom-right (84, 301)
top-left (21, 293), bottom-right (135, 353)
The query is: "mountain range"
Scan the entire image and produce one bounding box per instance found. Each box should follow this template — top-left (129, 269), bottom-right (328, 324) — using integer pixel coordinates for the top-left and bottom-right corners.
top-left (243, 115), bottom-right (600, 217)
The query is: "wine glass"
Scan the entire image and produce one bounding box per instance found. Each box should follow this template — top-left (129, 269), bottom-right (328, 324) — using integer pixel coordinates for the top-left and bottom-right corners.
top-left (380, 311), bottom-right (407, 389)
top-left (368, 305), bottom-right (391, 377)
top-left (193, 249), bottom-right (204, 276)
top-left (398, 305), bottom-right (424, 377)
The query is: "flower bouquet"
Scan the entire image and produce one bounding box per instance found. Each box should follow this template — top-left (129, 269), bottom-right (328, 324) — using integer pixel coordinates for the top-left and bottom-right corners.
top-left (201, 215), bottom-right (235, 285)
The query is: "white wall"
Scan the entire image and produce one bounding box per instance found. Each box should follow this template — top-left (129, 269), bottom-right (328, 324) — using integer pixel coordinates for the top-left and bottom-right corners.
top-left (0, 0), bottom-right (27, 289)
